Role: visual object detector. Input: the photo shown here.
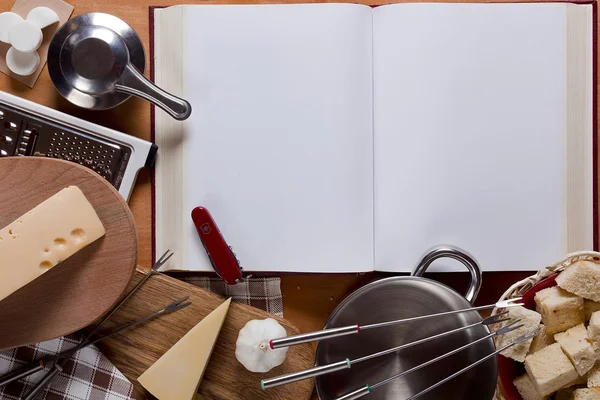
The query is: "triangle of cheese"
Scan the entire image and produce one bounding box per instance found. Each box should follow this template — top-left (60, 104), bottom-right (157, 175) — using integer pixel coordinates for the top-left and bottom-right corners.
top-left (138, 298), bottom-right (232, 400)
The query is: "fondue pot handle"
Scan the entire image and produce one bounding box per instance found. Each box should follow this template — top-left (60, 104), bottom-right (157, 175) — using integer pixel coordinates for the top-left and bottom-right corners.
top-left (411, 245), bottom-right (482, 304)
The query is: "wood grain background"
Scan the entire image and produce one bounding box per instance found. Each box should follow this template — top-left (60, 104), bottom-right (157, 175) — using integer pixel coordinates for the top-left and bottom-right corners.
top-left (0, 0), bottom-right (596, 398)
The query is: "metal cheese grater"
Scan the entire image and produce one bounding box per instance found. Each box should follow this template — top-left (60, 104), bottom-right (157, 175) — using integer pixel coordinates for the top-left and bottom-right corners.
top-left (0, 91), bottom-right (157, 201)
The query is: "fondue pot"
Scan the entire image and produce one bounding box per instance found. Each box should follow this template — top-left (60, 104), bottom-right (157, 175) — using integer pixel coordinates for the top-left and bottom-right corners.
top-left (315, 246), bottom-right (497, 400)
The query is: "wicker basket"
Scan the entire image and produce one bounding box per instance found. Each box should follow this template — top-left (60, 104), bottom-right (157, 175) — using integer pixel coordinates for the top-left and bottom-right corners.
top-left (493, 250), bottom-right (600, 400)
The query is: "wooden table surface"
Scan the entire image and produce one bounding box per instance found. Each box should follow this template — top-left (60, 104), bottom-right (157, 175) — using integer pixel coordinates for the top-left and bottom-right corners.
top-left (0, 0), bottom-right (597, 396)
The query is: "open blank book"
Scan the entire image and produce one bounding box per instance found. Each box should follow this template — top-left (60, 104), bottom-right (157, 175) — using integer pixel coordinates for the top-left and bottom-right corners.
top-left (152, 2), bottom-right (595, 273)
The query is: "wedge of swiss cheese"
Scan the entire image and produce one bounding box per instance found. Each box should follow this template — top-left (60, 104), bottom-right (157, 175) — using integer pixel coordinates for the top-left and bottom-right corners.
top-left (0, 186), bottom-right (105, 302)
top-left (138, 298), bottom-right (232, 400)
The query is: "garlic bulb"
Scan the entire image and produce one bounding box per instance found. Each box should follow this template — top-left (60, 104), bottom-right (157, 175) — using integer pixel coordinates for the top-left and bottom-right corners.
top-left (235, 318), bottom-right (288, 373)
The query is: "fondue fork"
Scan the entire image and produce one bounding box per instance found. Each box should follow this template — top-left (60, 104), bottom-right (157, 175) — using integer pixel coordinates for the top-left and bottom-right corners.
top-left (334, 327), bottom-right (541, 400)
top-left (23, 296), bottom-right (191, 400)
top-left (22, 250), bottom-right (178, 400)
top-left (261, 313), bottom-right (517, 390)
top-left (270, 297), bottom-right (523, 350)
top-left (0, 250), bottom-right (174, 390)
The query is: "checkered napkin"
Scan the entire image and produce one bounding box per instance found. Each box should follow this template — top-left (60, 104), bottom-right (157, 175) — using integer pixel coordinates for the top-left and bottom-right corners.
top-left (175, 275), bottom-right (284, 317)
top-left (0, 276), bottom-right (283, 400)
top-left (0, 334), bottom-right (136, 400)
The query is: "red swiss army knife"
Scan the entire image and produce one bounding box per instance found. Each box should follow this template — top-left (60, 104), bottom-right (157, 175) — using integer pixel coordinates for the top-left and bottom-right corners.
top-left (191, 206), bottom-right (246, 285)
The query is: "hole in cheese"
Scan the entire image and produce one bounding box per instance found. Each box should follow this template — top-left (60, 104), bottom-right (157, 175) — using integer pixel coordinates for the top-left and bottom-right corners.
top-left (39, 261), bottom-right (53, 270)
top-left (70, 228), bottom-right (87, 244)
top-left (53, 238), bottom-right (67, 248)
top-left (44, 248), bottom-right (49, 253)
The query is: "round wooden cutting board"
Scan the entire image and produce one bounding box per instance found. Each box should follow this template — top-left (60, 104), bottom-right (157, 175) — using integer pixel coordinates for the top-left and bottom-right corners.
top-left (0, 157), bottom-right (138, 350)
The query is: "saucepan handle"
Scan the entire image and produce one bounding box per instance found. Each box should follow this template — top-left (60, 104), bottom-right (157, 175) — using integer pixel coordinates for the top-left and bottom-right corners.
top-left (116, 64), bottom-right (192, 121)
top-left (411, 245), bottom-right (482, 304)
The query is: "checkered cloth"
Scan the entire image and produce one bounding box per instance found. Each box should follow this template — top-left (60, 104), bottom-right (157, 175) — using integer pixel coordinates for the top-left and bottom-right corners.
top-left (174, 275), bottom-right (283, 317)
top-left (0, 335), bottom-right (136, 400)
top-left (0, 276), bottom-right (282, 400)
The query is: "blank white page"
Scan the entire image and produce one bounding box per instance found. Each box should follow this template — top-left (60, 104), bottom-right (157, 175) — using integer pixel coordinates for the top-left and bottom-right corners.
top-left (373, 3), bottom-right (568, 272)
top-left (182, 4), bottom-right (374, 272)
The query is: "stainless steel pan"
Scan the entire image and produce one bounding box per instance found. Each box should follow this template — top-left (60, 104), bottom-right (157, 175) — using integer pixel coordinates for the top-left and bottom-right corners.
top-left (48, 13), bottom-right (191, 120)
top-left (315, 246), bottom-right (497, 400)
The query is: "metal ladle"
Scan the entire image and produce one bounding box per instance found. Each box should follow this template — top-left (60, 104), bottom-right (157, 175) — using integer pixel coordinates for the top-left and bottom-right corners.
top-left (48, 13), bottom-right (191, 120)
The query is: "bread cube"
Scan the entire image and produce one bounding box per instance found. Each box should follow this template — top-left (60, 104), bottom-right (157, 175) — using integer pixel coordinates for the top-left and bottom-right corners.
top-left (589, 312), bottom-right (600, 348)
top-left (529, 324), bottom-right (555, 355)
top-left (535, 286), bottom-right (584, 334)
top-left (536, 286), bottom-right (558, 302)
top-left (555, 323), bottom-right (598, 375)
top-left (588, 363), bottom-right (600, 387)
top-left (568, 374), bottom-right (589, 387)
top-left (585, 300), bottom-right (600, 320)
top-left (573, 388), bottom-right (600, 400)
top-left (554, 375), bottom-right (587, 400)
top-left (556, 387), bottom-right (576, 400)
top-left (557, 261), bottom-right (600, 302)
top-left (560, 380), bottom-right (591, 399)
top-left (514, 373), bottom-right (548, 400)
top-left (499, 306), bottom-right (542, 361)
top-left (525, 342), bottom-right (579, 396)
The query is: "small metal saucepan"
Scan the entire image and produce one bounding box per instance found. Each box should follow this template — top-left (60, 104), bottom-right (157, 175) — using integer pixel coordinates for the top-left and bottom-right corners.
top-left (315, 245), bottom-right (497, 400)
top-left (48, 13), bottom-right (191, 120)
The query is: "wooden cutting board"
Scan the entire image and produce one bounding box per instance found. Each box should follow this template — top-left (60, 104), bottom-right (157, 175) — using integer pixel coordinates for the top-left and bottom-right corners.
top-left (0, 157), bottom-right (137, 350)
top-left (98, 270), bottom-right (315, 400)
